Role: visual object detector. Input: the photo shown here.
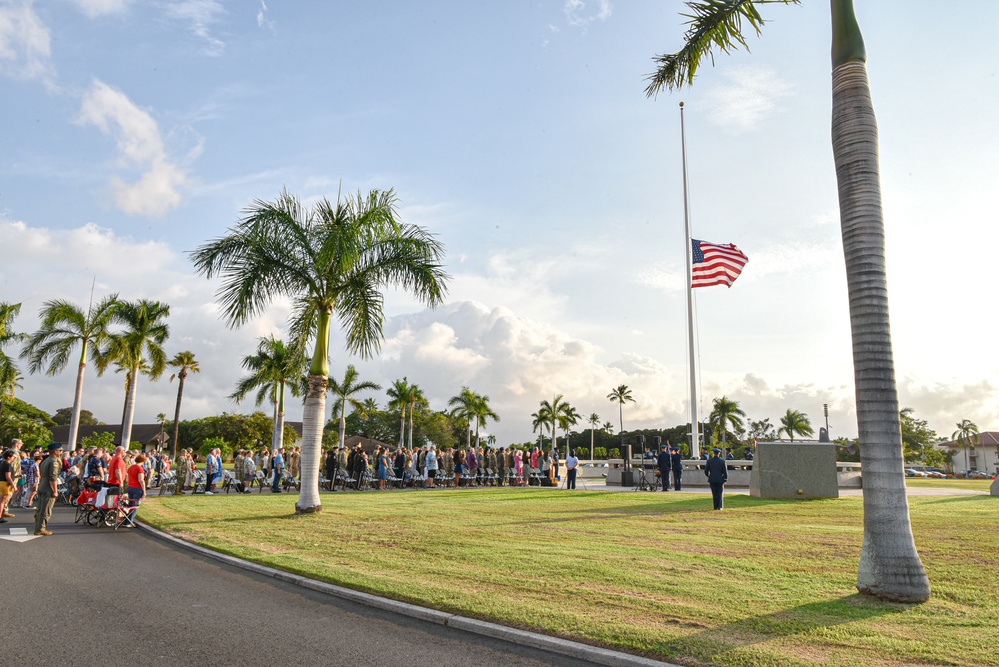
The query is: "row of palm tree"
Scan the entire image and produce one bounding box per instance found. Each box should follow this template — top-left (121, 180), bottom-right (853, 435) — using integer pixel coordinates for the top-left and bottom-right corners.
top-left (6, 294), bottom-right (199, 457)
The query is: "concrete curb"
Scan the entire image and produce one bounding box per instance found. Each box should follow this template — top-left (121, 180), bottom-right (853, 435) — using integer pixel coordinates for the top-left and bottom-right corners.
top-left (138, 522), bottom-right (680, 667)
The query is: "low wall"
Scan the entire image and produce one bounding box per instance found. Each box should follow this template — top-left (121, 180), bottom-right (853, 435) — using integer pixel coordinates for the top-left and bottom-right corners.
top-left (600, 457), bottom-right (862, 489)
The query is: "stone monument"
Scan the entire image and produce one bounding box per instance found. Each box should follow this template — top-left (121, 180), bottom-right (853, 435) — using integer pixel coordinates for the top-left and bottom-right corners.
top-left (750, 441), bottom-right (839, 499)
top-left (991, 476), bottom-right (999, 496)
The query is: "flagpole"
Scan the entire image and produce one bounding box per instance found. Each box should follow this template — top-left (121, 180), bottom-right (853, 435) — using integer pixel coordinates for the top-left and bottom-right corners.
top-left (680, 102), bottom-right (700, 459)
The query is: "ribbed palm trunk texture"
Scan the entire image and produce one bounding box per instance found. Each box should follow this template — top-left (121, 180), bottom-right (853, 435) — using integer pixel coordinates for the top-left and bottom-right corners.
top-left (296, 373), bottom-right (327, 513)
top-left (120, 366), bottom-right (139, 449)
top-left (68, 359), bottom-right (87, 451)
top-left (171, 372), bottom-right (185, 458)
top-left (832, 60), bottom-right (930, 602)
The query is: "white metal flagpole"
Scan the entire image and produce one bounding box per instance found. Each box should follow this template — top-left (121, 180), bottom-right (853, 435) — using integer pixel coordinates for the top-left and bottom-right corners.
top-left (679, 102), bottom-right (700, 459)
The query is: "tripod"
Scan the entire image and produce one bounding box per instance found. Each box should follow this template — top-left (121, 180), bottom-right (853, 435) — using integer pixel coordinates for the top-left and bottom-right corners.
top-left (633, 467), bottom-right (657, 492)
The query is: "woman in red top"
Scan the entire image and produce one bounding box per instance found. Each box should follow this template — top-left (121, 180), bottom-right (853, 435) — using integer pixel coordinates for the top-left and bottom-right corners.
top-left (126, 454), bottom-right (146, 520)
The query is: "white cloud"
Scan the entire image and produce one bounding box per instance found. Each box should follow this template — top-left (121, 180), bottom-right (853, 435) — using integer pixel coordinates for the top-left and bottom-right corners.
top-left (77, 80), bottom-right (194, 217)
top-left (161, 0), bottom-right (225, 57)
top-left (703, 66), bottom-right (792, 132)
top-left (564, 0), bottom-right (612, 28)
top-left (0, 0), bottom-right (53, 81)
top-left (256, 0), bottom-right (272, 29)
top-left (71, 0), bottom-right (129, 18)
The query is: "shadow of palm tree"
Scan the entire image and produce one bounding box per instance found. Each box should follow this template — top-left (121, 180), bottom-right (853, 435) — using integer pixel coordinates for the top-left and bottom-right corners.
top-left (657, 594), bottom-right (907, 664)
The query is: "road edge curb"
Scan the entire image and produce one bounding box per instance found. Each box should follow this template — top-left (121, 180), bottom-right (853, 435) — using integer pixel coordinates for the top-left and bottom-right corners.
top-left (137, 522), bottom-right (680, 667)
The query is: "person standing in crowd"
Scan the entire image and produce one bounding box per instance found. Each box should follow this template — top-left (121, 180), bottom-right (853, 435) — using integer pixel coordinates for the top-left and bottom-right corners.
top-left (551, 447), bottom-right (560, 482)
top-left (513, 449), bottom-right (523, 486)
top-left (704, 447), bottom-right (728, 510)
top-left (19, 452), bottom-right (40, 508)
top-left (453, 448), bottom-right (464, 488)
top-left (7, 439), bottom-right (23, 509)
top-left (565, 449), bottom-right (578, 490)
top-left (670, 445), bottom-right (684, 491)
top-left (656, 445), bottom-right (672, 492)
top-left (541, 449), bottom-right (552, 485)
top-left (88, 447), bottom-right (107, 481)
top-left (425, 444), bottom-right (438, 488)
top-left (0, 450), bottom-right (15, 522)
top-left (271, 448), bottom-right (285, 493)
top-left (107, 446), bottom-right (127, 490)
top-left (34, 443), bottom-right (62, 536)
top-left (325, 447), bottom-right (338, 491)
top-left (125, 454), bottom-right (146, 521)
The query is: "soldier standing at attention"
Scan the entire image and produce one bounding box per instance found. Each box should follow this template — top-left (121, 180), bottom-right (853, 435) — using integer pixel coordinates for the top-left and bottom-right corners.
top-left (656, 445), bottom-right (671, 491)
top-left (670, 445), bottom-right (684, 491)
top-left (34, 443), bottom-right (62, 536)
top-left (704, 447), bottom-right (728, 510)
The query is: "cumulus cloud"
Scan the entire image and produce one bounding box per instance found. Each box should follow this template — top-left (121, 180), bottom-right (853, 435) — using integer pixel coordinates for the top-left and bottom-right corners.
top-left (71, 0), bottom-right (129, 18)
top-left (564, 0), bottom-right (612, 28)
top-left (703, 65), bottom-right (792, 132)
top-left (161, 0), bottom-right (226, 56)
top-left (359, 300), bottom-right (688, 443)
top-left (0, 0), bottom-right (53, 82)
top-left (77, 80), bottom-right (194, 217)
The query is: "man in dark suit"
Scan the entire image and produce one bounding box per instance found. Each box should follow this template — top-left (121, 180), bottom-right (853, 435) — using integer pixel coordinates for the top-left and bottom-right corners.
top-left (704, 447), bottom-right (728, 510)
top-left (670, 445), bottom-right (684, 491)
top-left (656, 446), bottom-right (671, 491)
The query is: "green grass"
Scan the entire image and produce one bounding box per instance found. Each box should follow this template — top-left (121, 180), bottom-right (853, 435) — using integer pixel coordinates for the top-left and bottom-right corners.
top-left (141, 489), bottom-right (999, 667)
top-left (906, 477), bottom-right (993, 491)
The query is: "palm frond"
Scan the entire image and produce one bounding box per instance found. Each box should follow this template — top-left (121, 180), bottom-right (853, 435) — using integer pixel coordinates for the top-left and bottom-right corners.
top-left (645, 0), bottom-right (799, 97)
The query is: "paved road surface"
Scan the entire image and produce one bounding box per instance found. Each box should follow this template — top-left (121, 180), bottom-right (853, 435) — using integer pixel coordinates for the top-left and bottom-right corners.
top-left (1, 504), bottom-right (614, 667)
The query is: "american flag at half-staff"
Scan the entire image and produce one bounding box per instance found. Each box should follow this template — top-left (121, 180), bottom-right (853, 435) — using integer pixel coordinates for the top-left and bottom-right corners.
top-left (690, 239), bottom-right (748, 288)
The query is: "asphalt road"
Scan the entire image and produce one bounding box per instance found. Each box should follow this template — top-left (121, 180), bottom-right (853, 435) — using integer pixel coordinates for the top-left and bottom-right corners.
top-left (1, 503), bottom-right (613, 667)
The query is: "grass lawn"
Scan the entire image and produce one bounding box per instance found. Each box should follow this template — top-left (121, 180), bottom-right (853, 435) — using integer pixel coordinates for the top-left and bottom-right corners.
top-left (906, 478), bottom-right (993, 491)
top-left (141, 489), bottom-right (998, 667)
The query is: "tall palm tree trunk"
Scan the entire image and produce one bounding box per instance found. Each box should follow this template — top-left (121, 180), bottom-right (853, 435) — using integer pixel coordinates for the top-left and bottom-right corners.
top-left (275, 380), bottom-right (287, 453)
top-left (398, 404), bottom-right (406, 449)
top-left (407, 405), bottom-right (415, 451)
top-left (120, 365), bottom-right (139, 448)
top-left (831, 32), bottom-right (929, 600)
top-left (296, 373), bottom-right (326, 513)
top-left (68, 348), bottom-right (88, 451)
top-left (338, 403), bottom-right (347, 451)
top-left (170, 370), bottom-right (186, 458)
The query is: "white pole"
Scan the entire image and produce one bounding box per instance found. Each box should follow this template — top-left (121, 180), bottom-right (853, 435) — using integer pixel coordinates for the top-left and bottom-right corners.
top-left (680, 102), bottom-right (700, 459)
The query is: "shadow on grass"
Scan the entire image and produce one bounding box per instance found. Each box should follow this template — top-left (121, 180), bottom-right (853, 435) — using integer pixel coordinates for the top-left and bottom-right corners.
top-left (546, 493), bottom-right (835, 519)
top-left (660, 593), bottom-right (907, 663)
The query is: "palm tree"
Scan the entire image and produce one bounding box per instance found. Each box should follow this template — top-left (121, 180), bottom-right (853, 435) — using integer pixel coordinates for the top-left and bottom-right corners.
top-left (407, 385), bottom-right (429, 450)
top-left (558, 403), bottom-right (579, 455)
top-left (386, 378), bottom-right (414, 449)
top-left (231, 336), bottom-right (306, 454)
top-left (646, 0), bottom-right (930, 603)
top-left (952, 419), bottom-right (980, 473)
top-left (530, 409), bottom-right (548, 450)
top-left (470, 392), bottom-right (499, 449)
top-left (167, 351), bottom-right (200, 457)
top-left (19, 295), bottom-right (118, 450)
top-left (328, 364), bottom-right (381, 450)
top-left (0, 353), bottom-right (24, 426)
top-left (191, 188), bottom-right (448, 514)
top-left (777, 409), bottom-right (814, 442)
top-left (448, 387), bottom-right (478, 450)
top-left (709, 396), bottom-right (746, 445)
top-left (105, 299), bottom-right (170, 449)
top-left (587, 412), bottom-right (601, 460)
top-left (539, 394), bottom-right (566, 454)
top-left (607, 385), bottom-right (635, 452)
top-left (0, 302), bottom-right (24, 426)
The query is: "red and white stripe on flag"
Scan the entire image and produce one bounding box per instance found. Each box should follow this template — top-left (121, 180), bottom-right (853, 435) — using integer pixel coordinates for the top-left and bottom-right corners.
top-left (691, 240), bottom-right (748, 288)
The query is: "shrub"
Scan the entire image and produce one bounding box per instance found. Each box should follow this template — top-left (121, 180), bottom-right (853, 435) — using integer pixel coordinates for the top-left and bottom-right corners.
top-left (80, 431), bottom-right (115, 451)
top-left (592, 446), bottom-right (608, 460)
top-left (607, 447), bottom-right (620, 459)
top-left (199, 436), bottom-right (233, 461)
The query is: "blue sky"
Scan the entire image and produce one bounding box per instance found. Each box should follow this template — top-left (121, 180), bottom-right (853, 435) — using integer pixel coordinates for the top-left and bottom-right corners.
top-left (2, 0), bottom-right (997, 446)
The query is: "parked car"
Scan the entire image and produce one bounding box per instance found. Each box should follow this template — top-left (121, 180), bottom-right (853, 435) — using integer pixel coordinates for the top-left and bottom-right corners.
top-left (905, 469), bottom-right (926, 478)
top-left (968, 471), bottom-right (991, 480)
top-left (924, 471), bottom-right (945, 478)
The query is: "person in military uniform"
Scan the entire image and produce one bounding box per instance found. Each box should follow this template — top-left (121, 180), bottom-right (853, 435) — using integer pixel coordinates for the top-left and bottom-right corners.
top-left (174, 450), bottom-right (187, 494)
top-left (34, 443), bottom-right (62, 536)
top-left (704, 447), bottom-right (728, 510)
top-left (656, 445), bottom-right (672, 491)
top-left (670, 445), bottom-right (684, 491)
top-left (4, 438), bottom-right (23, 518)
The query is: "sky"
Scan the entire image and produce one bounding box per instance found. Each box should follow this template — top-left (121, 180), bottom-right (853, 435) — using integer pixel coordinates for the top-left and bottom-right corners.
top-left (1, 0), bottom-right (997, 447)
